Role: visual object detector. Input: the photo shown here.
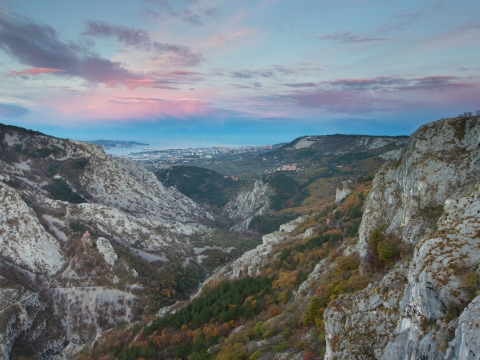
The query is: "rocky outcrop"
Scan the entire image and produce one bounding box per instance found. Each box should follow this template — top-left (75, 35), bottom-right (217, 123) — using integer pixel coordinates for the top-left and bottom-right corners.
top-left (223, 180), bottom-right (271, 232)
top-left (0, 182), bottom-right (65, 275)
top-left (358, 117), bottom-right (480, 252)
top-left (324, 117), bottom-right (480, 359)
top-left (279, 216), bottom-right (306, 233)
top-left (0, 124), bottom-right (221, 358)
top-left (96, 237), bottom-right (117, 268)
top-left (324, 264), bottom-right (409, 359)
top-left (335, 181), bottom-right (353, 203)
top-left (0, 286), bottom-right (43, 360)
top-left (445, 295), bottom-right (480, 360)
top-left (202, 216), bottom-right (307, 282)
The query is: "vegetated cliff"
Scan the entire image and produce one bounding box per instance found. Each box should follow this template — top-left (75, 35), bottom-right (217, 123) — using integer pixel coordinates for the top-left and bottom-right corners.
top-left (324, 116), bottom-right (480, 359)
top-left (0, 124), bottom-right (255, 359)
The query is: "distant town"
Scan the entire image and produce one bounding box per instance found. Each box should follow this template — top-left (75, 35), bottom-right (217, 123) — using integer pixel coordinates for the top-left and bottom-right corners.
top-left (111, 144), bottom-right (274, 169)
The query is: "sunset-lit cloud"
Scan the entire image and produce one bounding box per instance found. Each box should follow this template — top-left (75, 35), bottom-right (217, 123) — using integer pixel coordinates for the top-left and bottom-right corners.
top-left (0, 0), bottom-right (479, 141)
top-left (9, 68), bottom-right (66, 76)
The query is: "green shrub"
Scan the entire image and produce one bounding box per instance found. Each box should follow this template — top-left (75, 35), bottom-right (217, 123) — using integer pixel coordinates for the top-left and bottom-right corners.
top-left (377, 239), bottom-right (399, 264)
top-left (368, 228), bottom-right (385, 249)
top-left (253, 322), bottom-right (267, 339)
top-left (44, 179), bottom-right (85, 204)
top-left (366, 227), bottom-right (401, 269)
top-left (250, 350), bottom-right (261, 360)
top-left (3, 178), bottom-right (21, 188)
top-left (46, 164), bottom-right (61, 177)
top-left (13, 144), bottom-right (23, 152)
top-left (36, 148), bottom-right (54, 158)
top-left (69, 222), bottom-right (84, 232)
top-left (74, 159), bottom-right (89, 169)
top-left (463, 271), bottom-right (480, 300)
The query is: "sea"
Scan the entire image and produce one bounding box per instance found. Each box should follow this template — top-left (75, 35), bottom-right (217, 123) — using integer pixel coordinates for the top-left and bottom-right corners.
top-left (102, 138), bottom-right (257, 156)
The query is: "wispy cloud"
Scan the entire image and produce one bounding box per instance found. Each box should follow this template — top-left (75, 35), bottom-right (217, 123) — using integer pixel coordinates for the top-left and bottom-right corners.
top-left (322, 75), bottom-right (470, 92)
top-left (315, 11), bottom-right (422, 43)
top-left (257, 75), bottom-right (475, 114)
top-left (68, 96), bottom-right (218, 121)
top-left (283, 82), bottom-right (318, 88)
top-left (0, 102), bottom-right (30, 118)
top-left (229, 69), bottom-right (275, 79)
top-left (141, 0), bottom-right (212, 27)
top-left (8, 67), bottom-right (66, 77)
top-left (315, 31), bottom-right (387, 43)
top-left (83, 20), bottom-right (202, 66)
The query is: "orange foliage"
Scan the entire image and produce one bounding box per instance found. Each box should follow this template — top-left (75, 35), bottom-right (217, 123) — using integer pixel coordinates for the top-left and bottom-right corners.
top-left (243, 295), bottom-right (254, 305)
top-left (268, 305), bottom-right (281, 317)
top-left (203, 323), bottom-right (220, 339)
top-left (273, 270), bottom-right (298, 290)
top-left (170, 333), bottom-right (182, 345)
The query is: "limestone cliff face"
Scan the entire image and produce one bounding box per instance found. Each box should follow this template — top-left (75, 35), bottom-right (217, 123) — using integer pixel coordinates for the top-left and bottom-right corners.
top-left (324, 117), bottom-right (480, 360)
top-left (0, 125), bottom-right (217, 358)
top-left (335, 181), bottom-right (353, 204)
top-left (0, 283), bottom-right (43, 360)
top-left (358, 117), bottom-right (480, 253)
top-left (223, 180), bottom-right (271, 232)
top-left (0, 181), bottom-right (65, 275)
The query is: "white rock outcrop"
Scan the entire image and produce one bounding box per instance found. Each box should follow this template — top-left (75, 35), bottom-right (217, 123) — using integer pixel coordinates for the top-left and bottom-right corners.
top-left (335, 181), bottom-right (353, 203)
top-left (0, 182), bottom-right (65, 275)
top-left (324, 117), bottom-right (480, 360)
top-left (223, 180), bottom-right (271, 232)
top-left (445, 295), bottom-right (480, 360)
top-left (96, 237), bottom-right (118, 268)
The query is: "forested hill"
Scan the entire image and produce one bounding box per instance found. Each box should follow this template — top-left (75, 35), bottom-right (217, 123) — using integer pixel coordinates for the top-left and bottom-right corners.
top-left (155, 166), bottom-right (244, 209)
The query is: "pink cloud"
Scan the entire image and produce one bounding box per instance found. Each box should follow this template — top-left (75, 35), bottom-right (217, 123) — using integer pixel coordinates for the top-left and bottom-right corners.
top-left (48, 93), bottom-right (217, 122)
top-left (78, 100), bottom-right (209, 121)
top-left (10, 68), bottom-right (66, 76)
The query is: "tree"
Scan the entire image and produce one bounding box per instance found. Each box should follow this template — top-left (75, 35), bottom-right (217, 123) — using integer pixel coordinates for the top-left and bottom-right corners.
top-left (217, 343), bottom-right (245, 360)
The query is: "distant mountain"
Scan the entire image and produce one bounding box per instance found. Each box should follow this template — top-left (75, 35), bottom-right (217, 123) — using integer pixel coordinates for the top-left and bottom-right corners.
top-left (90, 139), bottom-right (149, 149)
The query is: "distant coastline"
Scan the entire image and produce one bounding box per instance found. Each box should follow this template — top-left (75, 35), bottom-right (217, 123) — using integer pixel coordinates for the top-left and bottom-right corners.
top-left (89, 140), bottom-right (149, 150)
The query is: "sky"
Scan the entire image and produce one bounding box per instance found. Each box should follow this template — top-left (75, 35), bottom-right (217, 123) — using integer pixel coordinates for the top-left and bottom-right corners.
top-left (0, 0), bottom-right (479, 146)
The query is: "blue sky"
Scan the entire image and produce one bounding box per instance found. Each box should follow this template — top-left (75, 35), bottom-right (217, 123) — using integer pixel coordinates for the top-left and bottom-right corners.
top-left (0, 0), bottom-right (479, 145)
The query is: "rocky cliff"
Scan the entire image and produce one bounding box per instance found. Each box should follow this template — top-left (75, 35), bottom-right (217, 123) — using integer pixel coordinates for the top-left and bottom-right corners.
top-left (0, 124), bottom-right (238, 358)
top-left (324, 116), bottom-right (480, 359)
top-left (223, 180), bottom-right (271, 232)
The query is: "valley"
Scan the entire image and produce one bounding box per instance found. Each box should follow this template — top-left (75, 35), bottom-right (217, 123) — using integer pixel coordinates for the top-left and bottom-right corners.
top-left (0, 115), bottom-right (479, 359)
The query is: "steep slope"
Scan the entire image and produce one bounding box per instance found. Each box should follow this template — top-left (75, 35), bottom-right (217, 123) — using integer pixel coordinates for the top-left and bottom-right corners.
top-left (324, 116), bottom-right (480, 359)
top-left (223, 180), bottom-right (271, 232)
top-left (0, 124), bottom-right (255, 359)
top-left (73, 173), bottom-right (370, 359)
top-left (155, 166), bottom-right (243, 209)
